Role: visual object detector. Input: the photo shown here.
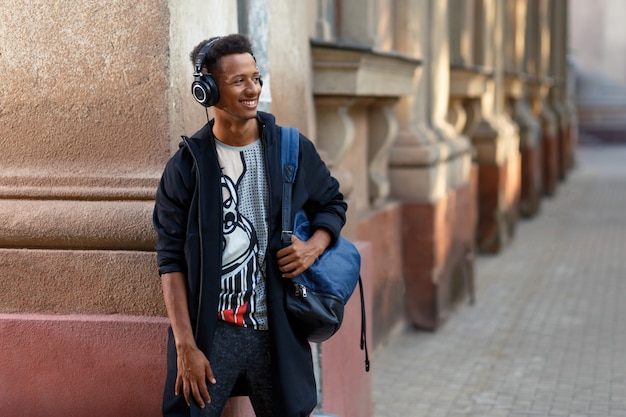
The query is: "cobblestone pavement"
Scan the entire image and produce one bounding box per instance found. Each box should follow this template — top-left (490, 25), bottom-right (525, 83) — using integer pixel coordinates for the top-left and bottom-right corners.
top-left (373, 144), bottom-right (626, 417)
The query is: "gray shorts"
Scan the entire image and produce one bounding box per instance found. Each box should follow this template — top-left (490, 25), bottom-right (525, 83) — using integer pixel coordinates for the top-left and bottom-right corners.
top-left (200, 320), bottom-right (272, 417)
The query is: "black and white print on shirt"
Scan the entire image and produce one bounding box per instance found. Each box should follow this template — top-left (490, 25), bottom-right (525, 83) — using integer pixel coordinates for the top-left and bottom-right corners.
top-left (216, 139), bottom-right (269, 330)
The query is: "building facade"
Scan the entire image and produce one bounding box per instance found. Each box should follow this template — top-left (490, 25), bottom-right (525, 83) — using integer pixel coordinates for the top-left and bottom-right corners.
top-left (0, 1), bottom-right (574, 416)
top-left (570, 0), bottom-right (626, 143)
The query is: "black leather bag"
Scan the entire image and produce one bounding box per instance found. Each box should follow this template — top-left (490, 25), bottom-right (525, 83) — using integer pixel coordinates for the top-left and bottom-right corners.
top-left (284, 209), bottom-right (361, 342)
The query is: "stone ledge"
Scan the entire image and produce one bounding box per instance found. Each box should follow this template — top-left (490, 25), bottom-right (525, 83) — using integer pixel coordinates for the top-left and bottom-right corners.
top-left (0, 199), bottom-right (155, 250)
top-left (503, 71), bottom-right (531, 99)
top-left (449, 64), bottom-right (492, 97)
top-left (0, 174), bottom-right (159, 200)
top-left (311, 40), bottom-right (422, 97)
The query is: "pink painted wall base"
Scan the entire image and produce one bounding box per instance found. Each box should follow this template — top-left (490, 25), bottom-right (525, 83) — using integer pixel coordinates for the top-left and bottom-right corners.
top-left (0, 314), bottom-right (169, 417)
top-left (0, 243), bottom-right (374, 417)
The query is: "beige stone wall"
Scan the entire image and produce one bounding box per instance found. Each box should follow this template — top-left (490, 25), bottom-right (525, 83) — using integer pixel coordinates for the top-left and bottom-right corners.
top-left (1, 1), bottom-right (170, 180)
top-left (0, 0), bottom-right (245, 316)
top-left (267, 1), bottom-right (317, 137)
top-left (0, 0), bottom-right (176, 315)
top-left (0, 0), bottom-right (320, 317)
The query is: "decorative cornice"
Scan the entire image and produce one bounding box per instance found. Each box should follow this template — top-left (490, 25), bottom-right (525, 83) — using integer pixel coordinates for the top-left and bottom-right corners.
top-left (0, 175), bottom-right (158, 200)
top-left (449, 65), bottom-right (492, 98)
top-left (311, 40), bottom-right (422, 97)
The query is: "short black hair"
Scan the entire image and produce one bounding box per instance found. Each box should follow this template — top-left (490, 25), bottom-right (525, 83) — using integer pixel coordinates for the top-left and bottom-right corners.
top-left (189, 34), bottom-right (254, 75)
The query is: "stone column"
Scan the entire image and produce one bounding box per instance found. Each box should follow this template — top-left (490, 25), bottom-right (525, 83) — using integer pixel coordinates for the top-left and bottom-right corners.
top-left (388, 0), bottom-right (475, 330)
top-left (448, 0), bottom-right (486, 141)
top-left (469, 0), bottom-right (521, 253)
top-left (391, 0), bottom-right (454, 203)
top-left (0, 1), bottom-right (240, 415)
top-left (565, 1), bottom-right (579, 170)
top-left (0, 0), bottom-right (181, 317)
top-left (339, 0), bottom-right (380, 46)
top-left (548, 0), bottom-right (573, 179)
top-left (503, 0), bottom-right (542, 217)
top-left (238, 0), bottom-right (272, 112)
top-left (527, 0), bottom-right (559, 196)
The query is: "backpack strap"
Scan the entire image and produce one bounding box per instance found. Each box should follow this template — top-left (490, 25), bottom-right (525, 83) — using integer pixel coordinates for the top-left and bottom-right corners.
top-left (358, 276), bottom-right (370, 371)
top-left (280, 126), bottom-right (300, 247)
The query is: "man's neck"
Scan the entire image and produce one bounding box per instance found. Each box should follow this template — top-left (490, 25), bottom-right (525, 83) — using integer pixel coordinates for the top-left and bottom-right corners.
top-left (212, 117), bottom-right (259, 147)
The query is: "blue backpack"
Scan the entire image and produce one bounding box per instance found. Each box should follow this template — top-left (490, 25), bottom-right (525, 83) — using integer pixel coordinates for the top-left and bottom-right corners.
top-left (280, 126), bottom-right (369, 371)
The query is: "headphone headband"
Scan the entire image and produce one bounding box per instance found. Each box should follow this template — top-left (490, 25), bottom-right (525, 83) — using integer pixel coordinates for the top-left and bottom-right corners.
top-left (194, 37), bottom-right (221, 75)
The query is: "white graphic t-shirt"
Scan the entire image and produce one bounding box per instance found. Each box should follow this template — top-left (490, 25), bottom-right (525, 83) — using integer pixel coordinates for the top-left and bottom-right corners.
top-left (215, 138), bottom-right (269, 330)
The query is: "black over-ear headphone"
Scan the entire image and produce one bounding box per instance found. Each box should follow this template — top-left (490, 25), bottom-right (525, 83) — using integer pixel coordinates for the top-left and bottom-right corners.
top-left (191, 38), bottom-right (221, 107)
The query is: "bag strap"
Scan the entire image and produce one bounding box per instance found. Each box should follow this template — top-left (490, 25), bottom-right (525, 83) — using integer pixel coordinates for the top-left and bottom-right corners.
top-left (280, 126), bottom-right (370, 372)
top-left (358, 276), bottom-right (370, 371)
top-left (280, 126), bottom-right (300, 247)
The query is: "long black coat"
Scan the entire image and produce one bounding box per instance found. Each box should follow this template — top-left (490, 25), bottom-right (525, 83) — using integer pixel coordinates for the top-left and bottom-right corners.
top-left (153, 111), bottom-right (347, 416)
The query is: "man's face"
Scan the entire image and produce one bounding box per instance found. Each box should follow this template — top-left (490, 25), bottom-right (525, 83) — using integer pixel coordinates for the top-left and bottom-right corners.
top-left (213, 53), bottom-right (262, 122)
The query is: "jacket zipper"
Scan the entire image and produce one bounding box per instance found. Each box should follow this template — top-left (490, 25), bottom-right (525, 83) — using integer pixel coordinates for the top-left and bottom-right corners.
top-left (184, 136), bottom-right (221, 341)
top-left (183, 137), bottom-right (204, 340)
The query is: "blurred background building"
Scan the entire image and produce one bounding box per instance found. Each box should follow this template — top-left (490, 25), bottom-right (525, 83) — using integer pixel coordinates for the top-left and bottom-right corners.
top-left (0, 1), bottom-right (585, 416)
top-left (570, 0), bottom-right (626, 143)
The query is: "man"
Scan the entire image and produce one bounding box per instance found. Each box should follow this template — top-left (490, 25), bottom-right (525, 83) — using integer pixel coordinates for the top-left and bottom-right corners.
top-left (153, 34), bottom-right (347, 417)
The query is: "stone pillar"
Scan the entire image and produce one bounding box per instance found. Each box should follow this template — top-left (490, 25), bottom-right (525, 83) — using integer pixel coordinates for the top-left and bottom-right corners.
top-left (0, 2), bottom-right (177, 318)
top-left (238, 0), bottom-right (272, 112)
top-left (339, 0), bottom-right (380, 46)
top-left (388, 0), bottom-right (475, 331)
top-left (0, 1), bottom-right (240, 415)
top-left (448, 0), bottom-right (486, 141)
top-left (527, 0), bottom-right (559, 196)
top-left (565, 7), bottom-right (580, 170)
top-left (503, 0), bottom-right (542, 217)
top-left (469, 0), bottom-right (521, 253)
top-left (548, 0), bottom-right (574, 179)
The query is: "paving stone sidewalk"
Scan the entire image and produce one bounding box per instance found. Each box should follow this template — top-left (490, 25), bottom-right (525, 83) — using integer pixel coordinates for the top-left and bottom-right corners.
top-left (373, 144), bottom-right (626, 417)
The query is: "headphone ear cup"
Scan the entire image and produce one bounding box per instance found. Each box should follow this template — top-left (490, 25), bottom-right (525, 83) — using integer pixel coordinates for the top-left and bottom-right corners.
top-left (191, 74), bottom-right (219, 107)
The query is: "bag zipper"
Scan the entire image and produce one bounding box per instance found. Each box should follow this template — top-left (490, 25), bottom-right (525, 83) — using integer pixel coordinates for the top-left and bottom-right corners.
top-left (294, 283), bottom-right (308, 298)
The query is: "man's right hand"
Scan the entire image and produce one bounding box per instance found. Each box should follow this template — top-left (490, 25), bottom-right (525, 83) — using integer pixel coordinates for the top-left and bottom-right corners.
top-left (162, 272), bottom-right (216, 408)
top-left (175, 344), bottom-right (216, 408)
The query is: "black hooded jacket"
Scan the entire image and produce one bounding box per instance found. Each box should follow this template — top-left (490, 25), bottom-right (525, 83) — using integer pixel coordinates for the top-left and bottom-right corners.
top-left (153, 111), bottom-right (347, 416)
